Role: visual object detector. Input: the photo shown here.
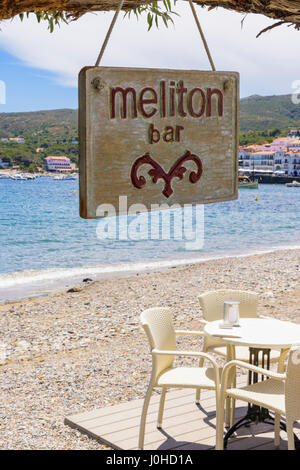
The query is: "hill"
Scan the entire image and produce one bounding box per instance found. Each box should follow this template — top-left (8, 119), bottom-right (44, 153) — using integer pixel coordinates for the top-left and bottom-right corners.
top-left (0, 108), bottom-right (77, 139)
top-left (240, 94), bottom-right (300, 132)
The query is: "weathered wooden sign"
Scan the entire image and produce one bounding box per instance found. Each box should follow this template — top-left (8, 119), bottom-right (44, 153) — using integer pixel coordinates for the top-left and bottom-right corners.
top-left (79, 66), bottom-right (239, 218)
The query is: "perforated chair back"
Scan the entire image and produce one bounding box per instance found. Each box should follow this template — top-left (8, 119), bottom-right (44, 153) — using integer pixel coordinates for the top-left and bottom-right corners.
top-left (199, 289), bottom-right (258, 322)
top-left (140, 307), bottom-right (176, 380)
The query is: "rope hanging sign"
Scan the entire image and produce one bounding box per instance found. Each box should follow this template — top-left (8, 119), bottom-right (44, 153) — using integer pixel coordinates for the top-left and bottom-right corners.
top-left (79, 1), bottom-right (239, 218)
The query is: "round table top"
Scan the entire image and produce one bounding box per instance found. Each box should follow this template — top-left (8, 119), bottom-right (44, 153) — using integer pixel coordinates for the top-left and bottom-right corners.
top-left (204, 317), bottom-right (300, 349)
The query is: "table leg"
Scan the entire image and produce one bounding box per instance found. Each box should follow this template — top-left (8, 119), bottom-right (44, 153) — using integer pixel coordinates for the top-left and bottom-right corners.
top-left (225, 344), bottom-right (235, 427)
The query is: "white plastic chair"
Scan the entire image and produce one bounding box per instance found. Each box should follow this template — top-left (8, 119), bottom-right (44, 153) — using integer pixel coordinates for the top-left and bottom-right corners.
top-left (198, 289), bottom-right (281, 365)
top-left (139, 307), bottom-right (220, 450)
top-left (216, 345), bottom-right (300, 450)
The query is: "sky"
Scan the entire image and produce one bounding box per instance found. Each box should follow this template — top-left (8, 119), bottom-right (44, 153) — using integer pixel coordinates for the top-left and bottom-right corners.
top-left (0, 3), bottom-right (299, 112)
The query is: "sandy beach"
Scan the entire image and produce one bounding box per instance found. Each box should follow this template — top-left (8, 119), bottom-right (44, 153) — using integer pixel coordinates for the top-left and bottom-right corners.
top-left (1, 248), bottom-right (300, 449)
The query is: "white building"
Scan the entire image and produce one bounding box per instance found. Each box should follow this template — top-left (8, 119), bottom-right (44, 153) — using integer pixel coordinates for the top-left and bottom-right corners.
top-left (267, 137), bottom-right (291, 151)
top-left (239, 149), bottom-right (285, 173)
top-left (287, 139), bottom-right (300, 152)
top-left (286, 152), bottom-right (300, 177)
top-left (0, 137), bottom-right (25, 143)
top-left (9, 137), bottom-right (25, 143)
top-left (288, 129), bottom-right (300, 137)
top-left (44, 156), bottom-right (72, 172)
top-left (239, 147), bottom-right (300, 177)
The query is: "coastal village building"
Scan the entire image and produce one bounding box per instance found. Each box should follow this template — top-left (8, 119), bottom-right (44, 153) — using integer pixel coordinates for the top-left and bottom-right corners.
top-left (286, 139), bottom-right (300, 151)
top-left (286, 152), bottom-right (300, 176)
top-left (239, 134), bottom-right (300, 177)
top-left (44, 156), bottom-right (72, 172)
top-left (1, 137), bottom-right (25, 143)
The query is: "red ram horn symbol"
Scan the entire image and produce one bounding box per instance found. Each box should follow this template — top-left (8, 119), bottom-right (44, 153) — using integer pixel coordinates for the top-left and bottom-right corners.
top-left (131, 150), bottom-right (203, 198)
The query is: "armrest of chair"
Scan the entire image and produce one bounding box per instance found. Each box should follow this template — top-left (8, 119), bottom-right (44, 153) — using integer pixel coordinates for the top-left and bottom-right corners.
top-left (222, 359), bottom-right (286, 382)
top-left (151, 349), bottom-right (220, 373)
top-left (198, 319), bottom-right (208, 326)
top-left (175, 329), bottom-right (206, 337)
top-left (152, 348), bottom-right (212, 359)
top-left (258, 315), bottom-right (273, 320)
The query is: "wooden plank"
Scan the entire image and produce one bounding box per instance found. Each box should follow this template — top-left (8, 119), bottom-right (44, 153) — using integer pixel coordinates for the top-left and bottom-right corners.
top-left (66, 376), bottom-right (300, 451)
top-left (86, 396), bottom-right (217, 435)
top-left (103, 403), bottom-right (216, 442)
top-left (118, 416), bottom-right (218, 450)
top-left (79, 66), bottom-right (239, 218)
top-left (64, 379), bottom-right (247, 450)
top-left (65, 389), bottom-right (218, 450)
top-left (66, 388), bottom-right (210, 424)
top-left (65, 392), bottom-right (240, 450)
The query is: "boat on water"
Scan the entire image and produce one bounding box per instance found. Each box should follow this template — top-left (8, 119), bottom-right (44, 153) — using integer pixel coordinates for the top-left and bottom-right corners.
top-left (64, 174), bottom-right (77, 180)
top-left (286, 180), bottom-right (300, 187)
top-left (53, 174), bottom-right (77, 180)
top-left (25, 174), bottom-right (37, 180)
top-left (238, 176), bottom-right (259, 189)
top-left (13, 173), bottom-right (37, 180)
top-left (14, 174), bottom-right (28, 180)
top-left (53, 175), bottom-right (65, 180)
top-left (0, 173), bottom-right (40, 180)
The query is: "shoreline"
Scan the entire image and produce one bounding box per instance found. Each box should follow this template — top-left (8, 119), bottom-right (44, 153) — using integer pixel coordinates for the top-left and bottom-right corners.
top-left (1, 243), bottom-right (300, 304)
top-left (0, 169), bottom-right (78, 180)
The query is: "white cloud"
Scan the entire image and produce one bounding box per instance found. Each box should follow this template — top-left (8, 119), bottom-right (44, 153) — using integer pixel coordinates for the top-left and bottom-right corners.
top-left (0, 4), bottom-right (299, 97)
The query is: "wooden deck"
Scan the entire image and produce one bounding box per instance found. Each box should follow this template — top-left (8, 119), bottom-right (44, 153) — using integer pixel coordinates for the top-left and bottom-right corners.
top-left (65, 383), bottom-right (300, 450)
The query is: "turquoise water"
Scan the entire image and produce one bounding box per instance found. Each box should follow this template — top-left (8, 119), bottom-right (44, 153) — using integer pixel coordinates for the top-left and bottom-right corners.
top-left (0, 177), bottom-right (300, 299)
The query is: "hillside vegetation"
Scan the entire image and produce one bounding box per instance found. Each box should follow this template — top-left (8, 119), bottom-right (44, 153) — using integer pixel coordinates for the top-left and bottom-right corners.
top-left (240, 94), bottom-right (300, 132)
top-left (0, 109), bottom-right (77, 138)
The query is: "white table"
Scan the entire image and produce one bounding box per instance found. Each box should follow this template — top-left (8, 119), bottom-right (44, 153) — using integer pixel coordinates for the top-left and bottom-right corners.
top-left (204, 317), bottom-right (300, 350)
top-left (204, 318), bottom-right (300, 447)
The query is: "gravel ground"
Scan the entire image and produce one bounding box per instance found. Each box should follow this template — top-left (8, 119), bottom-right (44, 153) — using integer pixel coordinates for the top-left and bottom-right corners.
top-left (0, 248), bottom-right (300, 449)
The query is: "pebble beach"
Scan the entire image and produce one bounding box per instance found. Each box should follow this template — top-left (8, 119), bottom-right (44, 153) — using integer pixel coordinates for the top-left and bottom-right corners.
top-left (1, 248), bottom-right (300, 449)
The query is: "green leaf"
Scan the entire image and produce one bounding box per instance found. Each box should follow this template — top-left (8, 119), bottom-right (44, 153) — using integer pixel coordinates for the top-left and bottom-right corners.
top-left (19, 1), bottom-right (179, 33)
top-left (126, 0), bottom-right (179, 31)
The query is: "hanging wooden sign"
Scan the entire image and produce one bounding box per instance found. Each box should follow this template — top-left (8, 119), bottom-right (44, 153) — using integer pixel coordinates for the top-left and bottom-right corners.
top-left (79, 66), bottom-right (239, 218)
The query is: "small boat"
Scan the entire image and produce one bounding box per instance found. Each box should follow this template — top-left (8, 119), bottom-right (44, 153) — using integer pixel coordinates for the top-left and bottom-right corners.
top-left (24, 174), bottom-right (36, 180)
top-left (53, 175), bottom-right (65, 180)
top-left (14, 174), bottom-right (27, 180)
top-left (53, 174), bottom-right (77, 180)
top-left (238, 176), bottom-right (259, 189)
top-left (63, 174), bottom-right (77, 180)
top-left (286, 180), bottom-right (300, 187)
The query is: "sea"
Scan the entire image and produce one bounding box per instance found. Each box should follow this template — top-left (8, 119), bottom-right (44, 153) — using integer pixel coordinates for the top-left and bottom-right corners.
top-left (0, 177), bottom-right (300, 302)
